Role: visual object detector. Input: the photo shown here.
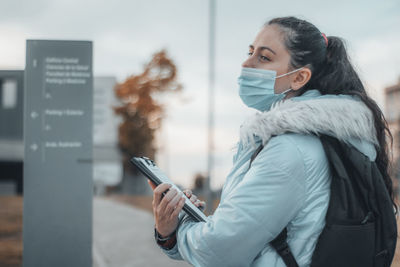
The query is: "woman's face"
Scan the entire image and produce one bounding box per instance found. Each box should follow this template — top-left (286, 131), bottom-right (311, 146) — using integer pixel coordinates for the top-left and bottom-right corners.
top-left (241, 24), bottom-right (294, 94)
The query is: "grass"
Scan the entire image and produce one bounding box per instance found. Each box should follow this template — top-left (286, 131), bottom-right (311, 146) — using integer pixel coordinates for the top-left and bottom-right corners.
top-left (0, 196), bottom-right (23, 267)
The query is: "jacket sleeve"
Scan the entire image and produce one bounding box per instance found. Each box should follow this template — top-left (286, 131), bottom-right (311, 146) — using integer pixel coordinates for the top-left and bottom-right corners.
top-left (157, 211), bottom-right (187, 261)
top-left (163, 136), bottom-right (307, 266)
top-left (159, 212), bottom-right (215, 261)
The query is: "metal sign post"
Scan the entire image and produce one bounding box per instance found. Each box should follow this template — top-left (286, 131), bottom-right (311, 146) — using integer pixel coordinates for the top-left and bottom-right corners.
top-left (23, 40), bottom-right (93, 267)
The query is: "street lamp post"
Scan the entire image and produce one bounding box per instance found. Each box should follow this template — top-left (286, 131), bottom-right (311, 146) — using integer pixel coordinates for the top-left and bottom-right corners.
top-left (206, 0), bottom-right (216, 214)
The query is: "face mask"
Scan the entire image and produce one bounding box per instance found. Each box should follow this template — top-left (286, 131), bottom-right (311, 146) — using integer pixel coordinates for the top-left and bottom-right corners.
top-left (238, 67), bottom-right (303, 111)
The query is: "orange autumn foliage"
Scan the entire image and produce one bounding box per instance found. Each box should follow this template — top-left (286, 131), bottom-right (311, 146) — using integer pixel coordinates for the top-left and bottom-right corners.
top-left (114, 50), bottom-right (182, 173)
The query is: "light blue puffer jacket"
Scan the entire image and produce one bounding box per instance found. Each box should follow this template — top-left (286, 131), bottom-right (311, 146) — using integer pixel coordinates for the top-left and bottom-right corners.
top-left (158, 89), bottom-right (378, 267)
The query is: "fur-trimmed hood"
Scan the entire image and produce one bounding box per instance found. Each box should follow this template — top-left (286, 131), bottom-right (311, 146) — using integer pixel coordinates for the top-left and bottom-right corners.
top-left (239, 95), bottom-right (378, 149)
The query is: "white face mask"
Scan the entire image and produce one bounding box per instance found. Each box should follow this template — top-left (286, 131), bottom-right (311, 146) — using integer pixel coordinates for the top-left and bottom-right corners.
top-left (237, 67), bottom-right (303, 111)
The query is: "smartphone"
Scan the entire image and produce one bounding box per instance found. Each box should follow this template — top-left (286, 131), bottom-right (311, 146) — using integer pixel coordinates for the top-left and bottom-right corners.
top-left (130, 156), bottom-right (208, 222)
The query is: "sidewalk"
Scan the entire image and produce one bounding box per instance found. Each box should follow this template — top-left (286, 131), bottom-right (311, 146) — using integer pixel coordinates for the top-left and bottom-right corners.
top-left (93, 197), bottom-right (191, 267)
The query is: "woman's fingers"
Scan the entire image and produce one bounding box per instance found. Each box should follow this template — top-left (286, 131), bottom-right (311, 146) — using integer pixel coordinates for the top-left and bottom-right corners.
top-left (190, 194), bottom-right (197, 203)
top-left (152, 185), bottom-right (186, 238)
top-left (165, 191), bottom-right (183, 215)
top-left (153, 183), bottom-right (172, 207)
top-left (194, 199), bottom-right (203, 206)
top-left (171, 196), bottom-right (186, 218)
top-left (182, 189), bottom-right (205, 208)
top-left (158, 188), bottom-right (178, 214)
top-left (195, 200), bottom-right (206, 211)
top-left (154, 186), bottom-right (205, 223)
top-left (183, 189), bottom-right (192, 198)
top-left (147, 179), bottom-right (157, 190)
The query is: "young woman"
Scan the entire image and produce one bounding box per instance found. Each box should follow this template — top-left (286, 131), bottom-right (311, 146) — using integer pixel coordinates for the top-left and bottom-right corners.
top-left (148, 16), bottom-right (396, 267)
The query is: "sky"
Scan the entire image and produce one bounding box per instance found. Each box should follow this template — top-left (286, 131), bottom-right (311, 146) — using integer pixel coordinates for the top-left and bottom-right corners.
top-left (1, 0), bottom-right (400, 190)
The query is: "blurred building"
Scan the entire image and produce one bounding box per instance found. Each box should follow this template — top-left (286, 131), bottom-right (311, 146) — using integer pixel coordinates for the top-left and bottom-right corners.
top-left (0, 70), bottom-right (24, 194)
top-left (384, 76), bottom-right (400, 195)
top-left (93, 76), bottom-right (123, 195)
top-left (0, 73), bottom-right (124, 195)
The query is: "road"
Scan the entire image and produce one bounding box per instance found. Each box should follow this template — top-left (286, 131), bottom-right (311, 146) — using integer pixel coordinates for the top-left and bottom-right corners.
top-left (93, 197), bottom-right (191, 267)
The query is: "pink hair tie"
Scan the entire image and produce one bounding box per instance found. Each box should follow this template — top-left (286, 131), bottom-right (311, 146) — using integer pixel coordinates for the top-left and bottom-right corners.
top-left (321, 33), bottom-right (328, 47)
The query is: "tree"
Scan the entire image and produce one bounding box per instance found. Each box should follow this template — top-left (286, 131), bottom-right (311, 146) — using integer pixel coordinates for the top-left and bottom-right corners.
top-left (114, 49), bottom-right (182, 174)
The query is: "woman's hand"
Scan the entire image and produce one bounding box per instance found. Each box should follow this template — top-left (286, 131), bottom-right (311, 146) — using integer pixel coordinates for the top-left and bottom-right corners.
top-left (148, 180), bottom-right (186, 237)
top-left (148, 180), bottom-right (207, 237)
top-left (182, 189), bottom-right (206, 211)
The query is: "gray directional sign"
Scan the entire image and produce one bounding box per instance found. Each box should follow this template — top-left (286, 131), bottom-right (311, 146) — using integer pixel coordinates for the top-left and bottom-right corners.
top-left (23, 40), bottom-right (93, 267)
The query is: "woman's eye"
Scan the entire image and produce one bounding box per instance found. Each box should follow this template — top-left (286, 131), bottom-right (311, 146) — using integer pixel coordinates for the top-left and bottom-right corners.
top-left (247, 52), bottom-right (270, 62)
top-left (260, 56), bottom-right (270, 61)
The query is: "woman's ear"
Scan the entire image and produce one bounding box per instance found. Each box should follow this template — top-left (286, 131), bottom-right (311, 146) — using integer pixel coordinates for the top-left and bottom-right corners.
top-left (291, 67), bottom-right (312, 90)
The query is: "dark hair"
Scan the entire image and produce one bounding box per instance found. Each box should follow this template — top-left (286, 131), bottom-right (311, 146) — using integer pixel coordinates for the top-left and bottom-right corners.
top-left (266, 16), bottom-right (397, 213)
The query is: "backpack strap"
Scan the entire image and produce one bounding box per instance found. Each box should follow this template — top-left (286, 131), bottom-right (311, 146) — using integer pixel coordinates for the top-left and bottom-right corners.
top-left (270, 228), bottom-right (299, 267)
top-left (249, 144), bottom-right (299, 267)
top-left (248, 143), bottom-right (265, 169)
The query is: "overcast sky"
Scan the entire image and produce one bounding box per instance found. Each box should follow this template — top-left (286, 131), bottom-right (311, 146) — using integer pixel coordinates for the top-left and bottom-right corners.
top-left (1, 0), bottom-right (399, 189)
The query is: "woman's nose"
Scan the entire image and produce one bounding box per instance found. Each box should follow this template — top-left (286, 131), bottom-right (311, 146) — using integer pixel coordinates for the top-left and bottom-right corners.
top-left (242, 56), bottom-right (255, 68)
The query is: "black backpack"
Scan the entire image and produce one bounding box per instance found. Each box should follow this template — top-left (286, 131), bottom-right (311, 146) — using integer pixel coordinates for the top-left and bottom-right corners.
top-left (249, 134), bottom-right (397, 267)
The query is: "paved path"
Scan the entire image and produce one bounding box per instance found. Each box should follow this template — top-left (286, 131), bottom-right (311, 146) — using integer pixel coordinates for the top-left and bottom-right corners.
top-left (93, 197), bottom-right (191, 267)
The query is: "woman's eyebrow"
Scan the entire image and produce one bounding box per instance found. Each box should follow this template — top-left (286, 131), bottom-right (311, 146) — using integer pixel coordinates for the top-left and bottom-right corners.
top-left (249, 44), bottom-right (276, 55)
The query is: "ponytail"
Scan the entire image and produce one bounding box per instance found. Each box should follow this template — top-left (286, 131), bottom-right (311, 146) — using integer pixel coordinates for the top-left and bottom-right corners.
top-left (306, 36), bottom-right (364, 95)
